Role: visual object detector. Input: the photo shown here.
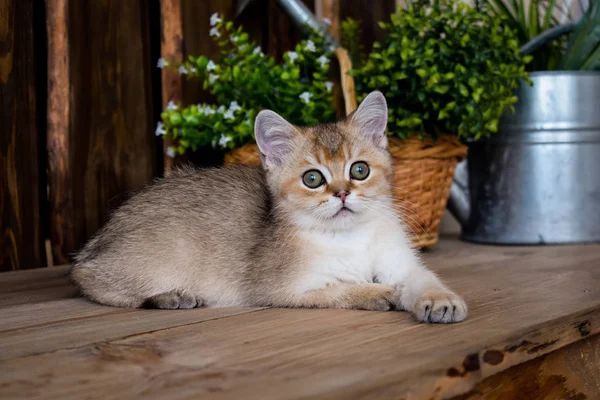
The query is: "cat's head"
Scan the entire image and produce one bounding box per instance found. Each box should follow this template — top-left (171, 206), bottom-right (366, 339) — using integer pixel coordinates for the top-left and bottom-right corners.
top-left (255, 91), bottom-right (394, 231)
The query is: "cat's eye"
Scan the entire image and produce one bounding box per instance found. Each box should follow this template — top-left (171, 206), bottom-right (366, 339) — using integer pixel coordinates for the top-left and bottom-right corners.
top-left (350, 162), bottom-right (370, 180)
top-left (302, 170), bottom-right (325, 189)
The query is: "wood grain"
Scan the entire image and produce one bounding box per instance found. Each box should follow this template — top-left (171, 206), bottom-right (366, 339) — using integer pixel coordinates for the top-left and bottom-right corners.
top-left (46, 0), bottom-right (72, 266)
top-left (0, 0), bottom-right (44, 271)
top-left (160, 0), bottom-right (183, 176)
top-left (0, 238), bottom-right (598, 399)
top-left (66, 0), bottom-right (157, 254)
top-left (0, 266), bottom-right (75, 307)
top-left (457, 333), bottom-right (600, 400)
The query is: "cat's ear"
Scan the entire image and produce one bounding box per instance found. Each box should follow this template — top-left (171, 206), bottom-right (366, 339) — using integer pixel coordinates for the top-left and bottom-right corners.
top-left (255, 110), bottom-right (297, 167)
top-left (349, 91), bottom-right (388, 149)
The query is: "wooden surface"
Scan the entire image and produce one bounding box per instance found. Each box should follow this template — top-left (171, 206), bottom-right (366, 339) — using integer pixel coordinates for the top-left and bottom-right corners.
top-left (66, 0), bottom-right (157, 258)
top-left (46, 0), bottom-right (72, 266)
top-left (0, 237), bottom-right (599, 399)
top-left (0, 0), bottom-right (45, 271)
top-left (457, 334), bottom-right (600, 399)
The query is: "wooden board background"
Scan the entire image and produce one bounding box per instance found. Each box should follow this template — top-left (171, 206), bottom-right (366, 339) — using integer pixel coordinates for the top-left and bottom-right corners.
top-left (0, 0), bottom-right (395, 271)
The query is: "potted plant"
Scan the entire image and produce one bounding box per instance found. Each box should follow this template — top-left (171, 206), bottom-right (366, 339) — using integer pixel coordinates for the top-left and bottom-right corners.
top-left (447, 0), bottom-right (600, 245)
top-left (344, 0), bottom-right (531, 248)
top-left (156, 14), bottom-right (351, 166)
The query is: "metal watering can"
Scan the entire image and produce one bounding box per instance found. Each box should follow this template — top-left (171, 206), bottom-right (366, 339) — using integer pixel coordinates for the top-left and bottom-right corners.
top-left (447, 24), bottom-right (600, 245)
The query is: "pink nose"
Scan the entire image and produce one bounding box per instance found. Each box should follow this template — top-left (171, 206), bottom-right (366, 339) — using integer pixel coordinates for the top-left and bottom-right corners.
top-left (335, 190), bottom-right (349, 202)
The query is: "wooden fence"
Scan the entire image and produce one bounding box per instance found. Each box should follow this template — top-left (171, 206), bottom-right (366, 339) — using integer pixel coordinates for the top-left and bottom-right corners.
top-left (0, 0), bottom-right (396, 272)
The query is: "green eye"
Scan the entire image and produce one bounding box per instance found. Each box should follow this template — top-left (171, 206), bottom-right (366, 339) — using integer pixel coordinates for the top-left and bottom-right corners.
top-left (350, 162), bottom-right (370, 180)
top-left (302, 170), bottom-right (325, 188)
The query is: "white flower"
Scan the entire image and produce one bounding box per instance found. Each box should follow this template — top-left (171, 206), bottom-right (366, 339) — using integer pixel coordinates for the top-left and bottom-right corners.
top-left (440, 33), bottom-right (446, 40)
top-left (166, 101), bottom-right (177, 111)
top-left (304, 40), bottom-right (316, 52)
top-left (208, 74), bottom-right (219, 84)
top-left (238, 44), bottom-right (247, 51)
top-left (317, 55), bottom-right (329, 68)
top-left (324, 81), bottom-right (334, 93)
top-left (178, 65), bottom-right (188, 75)
top-left (157, 58), bottom-right (169, 69)
top-left (230, 35), bottom-right (240, 43)
top-left (166, 146), bottom-right (176, 158)
top-left (217, 105), bottom-right (226, 113)
top-left (189, 66), bottom-right (197, 73)
top-left (229, 101), bottom-right (241, 112)
top-left (206, 60), bottom-right (216, 71)
top-left (253, 46), bottom-right (264, 56)
top-left (155, 122), bottom-right (167, 136)
top-left (323, 17), bottom-right (331, 26)
top-left (211, 137), bottom-right (218, 148)
top-left (210, 27), bottom-right (220, 37)
top-left (198, 105), bottom-right (215, 115)
top-left (299, 91), bottom-right (312, 104)
top-left (218, 135), bottom-right (232, 148)
top-left (419, 31), bottom-right (425, 37)
top-left (210, 13), bottom-right (222, 27)
top-left (286, 51), bottom-right (298, 63)
top-left (223, 109), bottom-right (235, 120)
top-left (245, 117), bottom-right (252, 126)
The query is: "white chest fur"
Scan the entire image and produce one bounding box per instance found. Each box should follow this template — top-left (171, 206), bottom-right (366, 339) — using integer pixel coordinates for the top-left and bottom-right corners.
top-left (295, 221), bottom-right (384, 294)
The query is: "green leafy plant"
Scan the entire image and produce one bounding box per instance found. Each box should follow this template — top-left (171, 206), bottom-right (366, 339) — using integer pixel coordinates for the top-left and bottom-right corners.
top-left (348, 0), bottom-right (532, 140)
top-left (156, 14), bottom-right (336, 157)
top-left (485, 0), bottom-right (600, 70)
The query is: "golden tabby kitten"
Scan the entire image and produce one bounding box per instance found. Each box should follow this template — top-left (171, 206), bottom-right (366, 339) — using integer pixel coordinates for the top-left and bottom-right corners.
top-left (72, 91), bottom-right (467, 323)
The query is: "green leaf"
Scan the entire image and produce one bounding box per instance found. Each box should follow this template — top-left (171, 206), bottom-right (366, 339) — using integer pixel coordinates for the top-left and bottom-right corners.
top-left (459, 84), bottom-right (469, 97)
top-left (433, 85), bottom-right (450, 94)
top-left (416, 68), bottom-right (428, 78)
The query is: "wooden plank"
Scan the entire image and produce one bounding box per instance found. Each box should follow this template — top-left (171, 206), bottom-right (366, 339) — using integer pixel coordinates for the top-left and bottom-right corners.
top-left (46, 0), bottom-right (73, 266)
top-left (0, 266), bottom-right (75, 307)
top-left (66, 0), bottom-right (157, 255)
top-left (160, 0), bottom-right (183, 176)
top-left (455, 333), bottom-right (600, 400)
top-left (0, 239), bottom-right (598, 399)
top-left (0, 306), bottom-right (265, 360)
top-left (0, 0), bottom-right (44, 271)
top-left (0, 298), bottom-right (129, 333)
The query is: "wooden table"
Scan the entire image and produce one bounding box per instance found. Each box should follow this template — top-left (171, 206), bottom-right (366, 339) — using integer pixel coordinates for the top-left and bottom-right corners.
top-left (1, 237), bottom-right (599, 399)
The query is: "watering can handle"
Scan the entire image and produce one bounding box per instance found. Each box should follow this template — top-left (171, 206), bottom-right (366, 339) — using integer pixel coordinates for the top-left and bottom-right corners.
top-left (519, 23), bottom-right (577, 54)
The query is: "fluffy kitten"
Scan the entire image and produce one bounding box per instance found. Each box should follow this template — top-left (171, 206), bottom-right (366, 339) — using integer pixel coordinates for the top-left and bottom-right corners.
top-left (71, 91), bottom-right (467, 323)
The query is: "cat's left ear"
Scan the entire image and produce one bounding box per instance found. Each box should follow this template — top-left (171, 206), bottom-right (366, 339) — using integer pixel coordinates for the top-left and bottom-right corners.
top-left (255, 110), bottom-right (297, 168)
top-left (349, 91), bottom-right (388, 149)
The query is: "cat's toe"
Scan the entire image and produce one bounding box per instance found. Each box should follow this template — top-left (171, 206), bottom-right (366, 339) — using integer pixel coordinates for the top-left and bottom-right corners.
top-left (365, 296), bottom-right (393, 311)
top-left (144, 291), bottom-right (202, 310)
top-left (178, 292), bottom-right (202, 309)
top-left (413, 290), bottom-right (467, 324)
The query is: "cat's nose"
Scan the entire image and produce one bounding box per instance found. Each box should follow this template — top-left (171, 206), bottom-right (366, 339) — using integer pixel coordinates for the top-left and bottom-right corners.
top-left (334, 190), bottom-right (349, 202)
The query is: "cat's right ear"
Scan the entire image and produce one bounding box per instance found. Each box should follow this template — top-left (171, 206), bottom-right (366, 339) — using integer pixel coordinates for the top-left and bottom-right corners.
top-left (255, 110), bottom-right (297, 168)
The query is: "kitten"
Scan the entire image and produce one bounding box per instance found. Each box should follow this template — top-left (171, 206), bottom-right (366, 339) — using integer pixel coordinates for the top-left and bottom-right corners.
top-left (71, 91), bottom-right (467, 323)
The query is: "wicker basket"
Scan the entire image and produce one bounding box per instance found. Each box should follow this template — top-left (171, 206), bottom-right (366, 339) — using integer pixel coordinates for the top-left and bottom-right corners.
top-left (223, 47), bottom-right (467, 249)
top-left (388, 136), bottom-right (467, 248)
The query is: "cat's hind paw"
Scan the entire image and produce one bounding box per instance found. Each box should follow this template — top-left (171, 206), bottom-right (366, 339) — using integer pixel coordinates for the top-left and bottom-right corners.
top-left (412, 289), bottom-right (467, 323)
top-left (143, 291), bottom-right (203, 310)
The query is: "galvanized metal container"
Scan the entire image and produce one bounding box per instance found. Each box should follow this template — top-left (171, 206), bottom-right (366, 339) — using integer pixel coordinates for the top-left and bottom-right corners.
top-left (448, 72), bottom-right (600, 245)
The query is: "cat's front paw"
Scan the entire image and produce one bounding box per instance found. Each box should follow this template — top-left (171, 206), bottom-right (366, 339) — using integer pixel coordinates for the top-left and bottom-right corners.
top-left (412, 289), bottom-right (467, 323)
